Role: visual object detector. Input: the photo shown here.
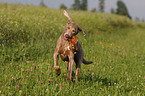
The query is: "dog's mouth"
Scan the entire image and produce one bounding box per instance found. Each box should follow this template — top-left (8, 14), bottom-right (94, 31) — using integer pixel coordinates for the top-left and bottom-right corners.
top-left (64, 33), bottom-right (71, 40)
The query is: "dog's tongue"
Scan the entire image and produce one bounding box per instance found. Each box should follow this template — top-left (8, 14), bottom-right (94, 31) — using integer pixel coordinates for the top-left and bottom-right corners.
top-left (64, 36), bottom-right (68, 40)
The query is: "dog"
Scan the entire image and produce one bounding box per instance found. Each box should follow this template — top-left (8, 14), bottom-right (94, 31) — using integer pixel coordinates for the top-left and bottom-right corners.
top-left (54, 10), bottom-right (93, 82)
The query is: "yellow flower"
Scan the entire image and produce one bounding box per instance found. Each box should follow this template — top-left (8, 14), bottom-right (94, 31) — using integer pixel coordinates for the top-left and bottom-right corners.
top-left (26, 76), bottom-right (28, 78)
top-left (102, 45), bottom-right (104, 48)
top-left (100, 41), bottom-right (102, 45)
top-left (14, 21), bottom-right (18, 24)
top-left (90, 51), bottom-right (91, 53)
top-left (2, 33), bottom-right (4, 35)
top-left (48, 79), bottom-right (50, 81)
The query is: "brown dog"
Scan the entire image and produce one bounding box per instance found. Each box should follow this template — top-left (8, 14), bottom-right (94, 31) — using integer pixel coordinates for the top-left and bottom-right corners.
top-left (54, 10), bottom-right (93, 82)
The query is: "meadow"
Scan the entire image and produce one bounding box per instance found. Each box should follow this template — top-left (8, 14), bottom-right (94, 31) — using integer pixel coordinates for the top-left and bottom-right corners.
top-left (0, 3), bottom-right (145, 95)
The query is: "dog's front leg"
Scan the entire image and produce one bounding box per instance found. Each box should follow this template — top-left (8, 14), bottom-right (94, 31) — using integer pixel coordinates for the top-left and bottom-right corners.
top-left (66, 52), bottom-right (74, 81)
top-left (54, 52), bottom-right (59, 68)
top-left (54, 52), bottom-right (61, 75)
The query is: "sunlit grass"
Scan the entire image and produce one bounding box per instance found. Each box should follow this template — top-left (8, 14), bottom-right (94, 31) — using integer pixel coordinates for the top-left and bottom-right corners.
top-left (0, 3), bottom-right (145, 95)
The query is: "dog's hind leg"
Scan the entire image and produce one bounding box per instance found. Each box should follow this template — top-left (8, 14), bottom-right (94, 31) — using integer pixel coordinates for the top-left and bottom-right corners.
top-left (66, 61), bottom-right (75, 77)
top-left (66, 52), bottom-right (74, 81)
top-left (75, 64), bottom-right (81, 82)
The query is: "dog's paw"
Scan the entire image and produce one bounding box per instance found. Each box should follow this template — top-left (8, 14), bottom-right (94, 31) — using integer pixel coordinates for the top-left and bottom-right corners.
top-left (55, 68), bottom-right (61, 76)
top-left (54, 66), bottom-right (60, 70)
top-left (66, 77), bottom-right (70, 81)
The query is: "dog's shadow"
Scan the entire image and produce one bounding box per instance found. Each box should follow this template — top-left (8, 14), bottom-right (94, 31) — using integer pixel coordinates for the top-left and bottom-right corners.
top-left (78, 73), bottom-right (118, 86)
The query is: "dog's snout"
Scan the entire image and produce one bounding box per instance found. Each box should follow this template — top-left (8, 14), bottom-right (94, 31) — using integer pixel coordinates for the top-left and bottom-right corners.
top-left (64, 33), bottom-right (71, 40)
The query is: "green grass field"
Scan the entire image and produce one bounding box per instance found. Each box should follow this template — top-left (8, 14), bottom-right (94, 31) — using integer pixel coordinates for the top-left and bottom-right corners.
top-left (0, 3), bottom-right (145, 95)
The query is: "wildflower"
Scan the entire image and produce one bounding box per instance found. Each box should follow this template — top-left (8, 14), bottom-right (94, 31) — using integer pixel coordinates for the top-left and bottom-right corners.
top-left (48, 79), bottom-right (50, 81)
top-left (46, 89), bottom-right (48, 92)
top-left (35, 68), bottom-right (37, 70)
top-left (100, 88), bottom-right (102, 90)
top-left (100, 42), bottom-right (102, 45)
top-left (114, 83), bottom-right (116, 85)
top-left (134, 86), bottom-right (136, 88)
top-left (17, 84), bottom-right (20, 89)
top-left (56, 84), bottom-right (58, 86)
top-left (19, 90), bottom-right (22, 93)
top-left (1, 86), bottom-right (3, 89)
top-left (19, 76), bottom-right (22, 78)
top-left (29, 70), bottom-right (32, 72)
top-left (14, 21), bottom-right (18, 24)
top-left (8, 86), bottom-right (10, 89)
top-left (50, 80), bottom-right (53, 82)
top-left (74, 87), bottom-right (76, 89)
top-left (2, 33), bottom-right (4, 36)
top-left (59, 84), bottom-right (62, 90)
top-left (32, 64), bottom-right (34, 66)
top-left (90, 51), bottom-right (91, 53)
top-left (127, 78), bottom-right (129, 81)
top-left (41, 71), bottom-right (44, 74)
top-left (108, 83), bottom-right (110, 85)
top-left (116, 86), bottom-right (118, 88)
top-left (88, 69), bottom-right (92, 71)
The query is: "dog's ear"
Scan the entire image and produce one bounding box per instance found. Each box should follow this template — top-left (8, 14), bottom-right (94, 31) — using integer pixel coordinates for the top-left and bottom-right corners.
top-left (64, 10), bottom-right (72, 24)
top-left (78, 26), bottom-right (86, 36)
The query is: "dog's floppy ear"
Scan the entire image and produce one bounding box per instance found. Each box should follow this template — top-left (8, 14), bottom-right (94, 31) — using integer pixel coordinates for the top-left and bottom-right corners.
top-left (64, 10), bottom-right (72, 24)
top-left (78, 26), bottom-right (86, 36)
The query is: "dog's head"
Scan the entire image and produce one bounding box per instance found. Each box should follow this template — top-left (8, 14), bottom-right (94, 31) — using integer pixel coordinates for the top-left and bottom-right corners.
top-left (63, 10), bottom-right (86, 40)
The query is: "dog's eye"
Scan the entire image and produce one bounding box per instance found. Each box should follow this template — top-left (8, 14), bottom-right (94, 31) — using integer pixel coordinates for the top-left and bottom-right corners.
top-left (72, 30), bottom-right (75, 32)
top-left (67, 27), bottom-right (70, 29)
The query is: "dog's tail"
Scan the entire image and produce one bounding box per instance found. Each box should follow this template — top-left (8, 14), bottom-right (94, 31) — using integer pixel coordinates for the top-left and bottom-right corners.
top-left (83, 58), bottom-right (93, 65)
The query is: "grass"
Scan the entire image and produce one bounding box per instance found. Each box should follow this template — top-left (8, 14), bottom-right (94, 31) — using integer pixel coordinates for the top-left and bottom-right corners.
top-left (0, 3), bottom-right (145, 95)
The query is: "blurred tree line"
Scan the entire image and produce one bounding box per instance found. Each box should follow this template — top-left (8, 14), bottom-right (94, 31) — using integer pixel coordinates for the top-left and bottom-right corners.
top-left (59, 0), bottom-right (132, 20)
top-left (39, 0), bottom-right (144, 21)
